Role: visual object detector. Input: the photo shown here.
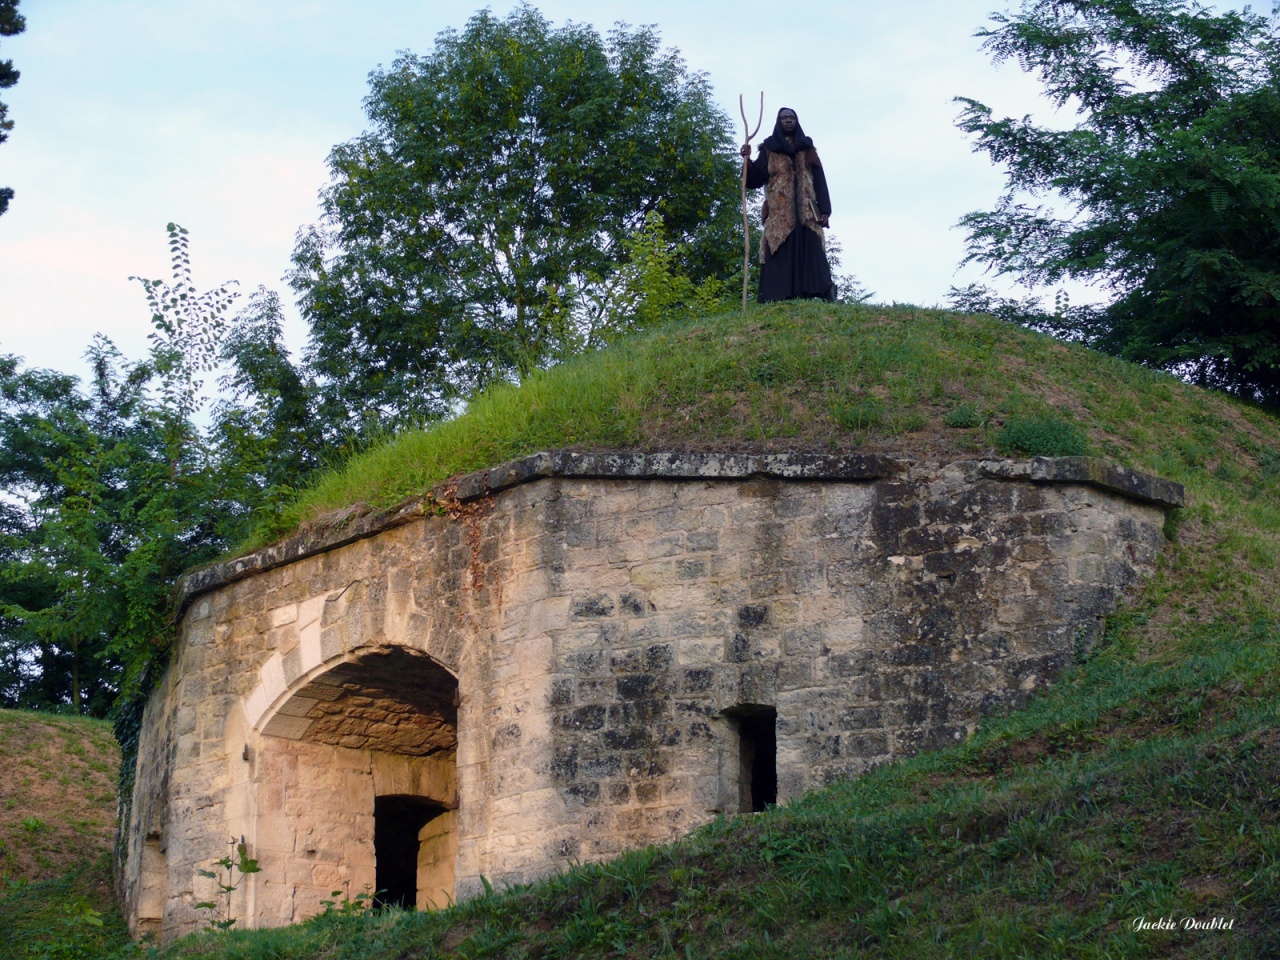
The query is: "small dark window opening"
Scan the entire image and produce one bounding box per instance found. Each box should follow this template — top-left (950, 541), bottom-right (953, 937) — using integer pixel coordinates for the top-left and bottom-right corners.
top-left (374, 795), bottom-right (447, 910)
top-left (730, 706), bottom-right (777, 812)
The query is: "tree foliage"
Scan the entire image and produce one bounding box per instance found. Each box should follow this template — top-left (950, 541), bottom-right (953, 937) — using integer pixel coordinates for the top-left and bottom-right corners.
top-left (0, 0), bottom-right (25, 215)
top-left (956, 0), bottom-right (1280, 402)
top-left (0, 340), bottom-right (174, 714)
top-left (214, 288), bottom-right (327, 505)
top-left (0, 226), bottom-right (321, 716)
top-left (292, 5), bottom-right (743, 434)
top-left (0, 353), bottom-right (122, 714)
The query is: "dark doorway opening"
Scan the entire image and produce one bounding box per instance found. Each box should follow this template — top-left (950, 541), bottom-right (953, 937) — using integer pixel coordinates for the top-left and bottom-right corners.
top-left (729, 706), bottom-right (777, 812)
top-left (374, 795), bottom-right (448, 910)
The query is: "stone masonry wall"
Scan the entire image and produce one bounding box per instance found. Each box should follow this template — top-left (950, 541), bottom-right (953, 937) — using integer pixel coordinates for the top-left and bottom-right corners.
top-left (120, 452), bottom-right (1182, 940)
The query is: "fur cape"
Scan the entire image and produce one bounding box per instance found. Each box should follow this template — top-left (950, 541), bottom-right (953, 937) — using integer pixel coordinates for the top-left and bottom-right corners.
top-left (760, 146), bottom-right (825, 259)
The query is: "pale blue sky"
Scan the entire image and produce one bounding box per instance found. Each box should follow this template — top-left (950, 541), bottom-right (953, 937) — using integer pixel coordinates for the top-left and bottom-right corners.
top-left (0, 1), bottom-right (1255, 379)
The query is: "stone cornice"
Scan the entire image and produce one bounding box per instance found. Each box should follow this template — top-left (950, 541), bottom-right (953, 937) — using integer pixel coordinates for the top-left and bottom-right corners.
top-left (175, 451), bottom-right (1184, 613)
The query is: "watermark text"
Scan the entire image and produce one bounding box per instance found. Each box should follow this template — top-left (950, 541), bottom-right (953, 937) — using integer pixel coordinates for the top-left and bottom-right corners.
top-left (1132, 916), bottom-right (1235, 932)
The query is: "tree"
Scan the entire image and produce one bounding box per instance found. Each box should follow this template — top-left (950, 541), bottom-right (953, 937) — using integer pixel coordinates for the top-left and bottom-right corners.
top-left (0, 352), bottom-right (125, 714)
top-left (211, 287), bottom-right (327, 516)
top-left (0, 0), bottom-right (24, 215)
top-left (291, 4), bottom-right (743, 434)
top-left (0, 226), bottom-right (323, 715)
top-left (955, 0), bottom-right (1280, 402)
top-left (0, 343), bottom-right (151, 714)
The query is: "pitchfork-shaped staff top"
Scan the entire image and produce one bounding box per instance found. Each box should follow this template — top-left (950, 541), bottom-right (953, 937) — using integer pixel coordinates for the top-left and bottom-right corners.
top-left (739, 92), bottom-right (764, 314)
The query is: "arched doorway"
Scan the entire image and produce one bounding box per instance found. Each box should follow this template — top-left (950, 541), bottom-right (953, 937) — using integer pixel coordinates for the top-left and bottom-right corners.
top-left (256, 646), bottom-right (459, 914)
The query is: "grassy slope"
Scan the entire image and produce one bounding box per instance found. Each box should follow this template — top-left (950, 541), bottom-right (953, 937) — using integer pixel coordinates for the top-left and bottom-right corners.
top-left (0, 710), bottom-right (119, 885)
top-left (0, 710), bottom-right (131, 959)
top-left (38, 303), bottom-right (1280, 958)
top-left (255, 302), bottom-right (1275, 547)
top-left (249, 304), bottom-right (1073, 542)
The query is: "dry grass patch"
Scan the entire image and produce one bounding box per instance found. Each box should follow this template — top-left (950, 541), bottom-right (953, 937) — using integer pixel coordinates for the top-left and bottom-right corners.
top-left (0, 710), bottom-right (119, 885)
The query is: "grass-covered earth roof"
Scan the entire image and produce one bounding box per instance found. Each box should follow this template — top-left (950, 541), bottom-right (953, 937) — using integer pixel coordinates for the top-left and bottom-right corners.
top-left (255, 302), bottom-right (1278, 550)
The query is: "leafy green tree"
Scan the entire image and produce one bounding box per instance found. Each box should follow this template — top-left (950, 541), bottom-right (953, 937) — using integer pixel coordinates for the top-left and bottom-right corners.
top-left (291, 4), bottom-right (742, 434)
top-left (0, 0), bottom-right (24, 215)
top-left (0, 343), bottom-right (147, 714)
top-left (0, 226), bottom-right (324, 715)
top-left (109, 226), bottom-right (243, 695)
top-left (212, 287), bottom-right (326, 516)
top-left (956, 0), bottom-right (1280, 402)
top-left (571, 211), bottom-right (729, 339)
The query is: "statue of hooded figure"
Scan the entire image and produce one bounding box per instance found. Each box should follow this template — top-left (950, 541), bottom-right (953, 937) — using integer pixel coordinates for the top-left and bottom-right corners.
top-left (741, 107), bottom-right (837, 303)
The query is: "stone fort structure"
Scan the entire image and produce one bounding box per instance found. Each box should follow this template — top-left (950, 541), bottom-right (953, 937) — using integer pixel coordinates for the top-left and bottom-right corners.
top-left (118, 450), bottom-right (1183, 940)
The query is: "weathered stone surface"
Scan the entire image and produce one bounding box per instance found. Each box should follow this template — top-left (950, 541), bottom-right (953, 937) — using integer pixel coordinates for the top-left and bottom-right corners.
top-left (122, 455), bottom-right (1180, 941)
top-left (977, 456), bottom-right (1186, 507)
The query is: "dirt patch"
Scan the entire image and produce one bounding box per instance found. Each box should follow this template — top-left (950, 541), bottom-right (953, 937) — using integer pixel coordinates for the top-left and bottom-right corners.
top-left (296, 500), bottom-right (374, 537)
top-left (0, 711), bottom-right (119, 885)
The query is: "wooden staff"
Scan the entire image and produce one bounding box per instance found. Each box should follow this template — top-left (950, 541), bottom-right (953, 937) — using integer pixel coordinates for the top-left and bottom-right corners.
top-left (739, 92), bottom-right (764, 315)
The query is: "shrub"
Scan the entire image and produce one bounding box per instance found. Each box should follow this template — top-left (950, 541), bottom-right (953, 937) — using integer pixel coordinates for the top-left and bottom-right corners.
top-left (996, 414), bottom-right (1087, 457)
top-left (944, 403), bottom-right (989, 429)
top-left (831, 398), bottom-right (886, 431)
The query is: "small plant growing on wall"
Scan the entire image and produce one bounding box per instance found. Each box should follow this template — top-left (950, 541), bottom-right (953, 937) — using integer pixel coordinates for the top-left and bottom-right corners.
top-left (311, 882), bottom-right (382, 933)
top-left (195, 837), bottom-right (260, 931)
top-left (320, 882), bottom-right (377, 917)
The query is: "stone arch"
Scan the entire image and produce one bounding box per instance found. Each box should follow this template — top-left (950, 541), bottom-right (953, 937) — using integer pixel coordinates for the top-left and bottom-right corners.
top-left (245, 645), bottom-right (461, 921)
top-left (253, 645), bottom-right (458, 753)
top-left (241, 572), bottom-right (462, 745)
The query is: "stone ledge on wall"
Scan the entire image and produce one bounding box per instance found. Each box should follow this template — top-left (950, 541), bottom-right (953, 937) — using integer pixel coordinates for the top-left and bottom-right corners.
top-left (977, 456), bottom-right (1185, 508)
top-left (177, 451), bottom-right (1184, 617)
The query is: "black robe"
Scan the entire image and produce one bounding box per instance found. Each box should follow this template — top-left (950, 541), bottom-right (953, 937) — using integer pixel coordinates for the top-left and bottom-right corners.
top-left (745, 113), bottom-right (836, 303)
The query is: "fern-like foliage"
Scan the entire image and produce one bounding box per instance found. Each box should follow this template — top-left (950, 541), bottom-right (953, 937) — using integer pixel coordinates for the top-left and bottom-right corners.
top-left (957, 0), bottom-right (1280, 404)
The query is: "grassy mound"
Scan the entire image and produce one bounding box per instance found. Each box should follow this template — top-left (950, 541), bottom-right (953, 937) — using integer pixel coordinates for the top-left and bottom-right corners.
top-left (4, 306), bottom-right (1265, 956)
top-left (135, 303), bottom-right (1280, 958)
top-left (0, 710), bottom-right (119, 886)
top-left (0, 710), bottom-right (130, 959)
top-left (255, 302), bottom-right (1275, 550)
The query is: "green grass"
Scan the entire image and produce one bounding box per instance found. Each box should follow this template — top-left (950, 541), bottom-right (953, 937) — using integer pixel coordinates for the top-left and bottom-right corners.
top-left (0, 853), bottom-right (133, 960)
top-left (251, 301), bottom-right (1252, 549)
top-left (0, 712), bottom-right (128, 958)
top-left (0, 711), bottom-right (120, 887)
top-left (995, 413), bottom-right (1089, 457)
